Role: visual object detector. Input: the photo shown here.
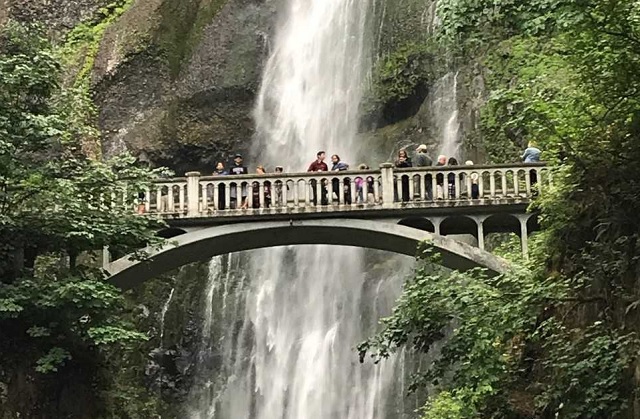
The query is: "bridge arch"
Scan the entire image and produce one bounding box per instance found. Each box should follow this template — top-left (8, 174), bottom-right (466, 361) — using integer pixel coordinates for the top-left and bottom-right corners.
top-left (106, 219), bottom-right (509, 290)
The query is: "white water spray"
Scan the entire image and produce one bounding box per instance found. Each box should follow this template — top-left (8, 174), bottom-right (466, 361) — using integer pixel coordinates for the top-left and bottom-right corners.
top-left (159, 287), bottom-right (175, 348)
top-left (433, 71), bottom-right (461, 160)
top-left (188, 1), bottom-right (414, 418)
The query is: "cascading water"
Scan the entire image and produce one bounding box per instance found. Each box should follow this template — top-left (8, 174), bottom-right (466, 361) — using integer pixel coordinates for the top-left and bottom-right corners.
top-left (432, 71), bottom-right (461, 160)
top-left (159, 287), bottom-right (175, 348)
top-left (187, 0), bottom-right (415, 418)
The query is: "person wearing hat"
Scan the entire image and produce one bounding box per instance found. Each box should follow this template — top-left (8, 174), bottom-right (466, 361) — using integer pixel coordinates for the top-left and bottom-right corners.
top-left (414, 144), bottom-right (433, 200)
top-left (229, 154), bottom-right (248, 209)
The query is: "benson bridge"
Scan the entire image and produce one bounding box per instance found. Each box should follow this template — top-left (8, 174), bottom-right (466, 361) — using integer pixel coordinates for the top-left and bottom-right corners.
top-left (106, 163), bottom-right (549, 289)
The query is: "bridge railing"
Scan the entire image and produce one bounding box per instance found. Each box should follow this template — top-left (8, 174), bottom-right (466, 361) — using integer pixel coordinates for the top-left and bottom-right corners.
top-left (135, 163), bottom-right (549, 217)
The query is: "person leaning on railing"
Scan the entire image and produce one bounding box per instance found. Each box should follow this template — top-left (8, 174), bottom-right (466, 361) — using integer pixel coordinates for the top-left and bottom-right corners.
top-left (465, 160), bottom-right (480, 199)
top-left (212, 162), bottom-right (229, 210)
top-left (307, 151), bottom-right (329, 205)
top-left (394, 149), bottom-right (412, 202)
top-left (252, 165), bottom-right (271, 209)
top-left (521, 142), bottom-right (541, 187)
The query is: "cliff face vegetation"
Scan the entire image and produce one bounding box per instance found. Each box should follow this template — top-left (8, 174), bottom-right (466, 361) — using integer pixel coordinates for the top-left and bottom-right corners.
top-left (360, 1), bottom-right (640, 418)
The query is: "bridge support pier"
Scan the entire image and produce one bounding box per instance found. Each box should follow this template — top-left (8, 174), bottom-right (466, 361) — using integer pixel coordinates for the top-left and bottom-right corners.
top-left (431, 217), bottom-right (443, 236)
top-left (517, 214), bottom-right (530, 259)
top-left (477, 218), bottom-right (486, 251)
top-left (102, 246), bottom-right (111, 270)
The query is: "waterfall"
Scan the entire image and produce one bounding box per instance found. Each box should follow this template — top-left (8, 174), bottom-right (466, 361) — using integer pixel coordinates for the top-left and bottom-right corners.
top-left (433, 71), bottom-right (461, 160)
top-left (188, 1), bottom-right (414, 418)
top-left (159, 287), bottom-right (175, 349)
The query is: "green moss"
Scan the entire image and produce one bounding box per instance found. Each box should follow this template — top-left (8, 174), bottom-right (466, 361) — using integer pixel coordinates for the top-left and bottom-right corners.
top-left (155, 0), bottom-right (228, 77)
top-left (52, 0), bottom-right (135, 158)
top-left (362, 41), bottom-right (438, 121)
top-left (58, 0), bottom-right (135, 88)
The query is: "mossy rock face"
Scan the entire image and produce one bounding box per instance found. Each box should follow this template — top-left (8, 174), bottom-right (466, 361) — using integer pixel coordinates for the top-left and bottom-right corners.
top-left (94, 0), bottom-right (273, 172)
top-left (4, 0), bottom-right (112, 36)
top-left (374, 0), bottom-right (437, 56)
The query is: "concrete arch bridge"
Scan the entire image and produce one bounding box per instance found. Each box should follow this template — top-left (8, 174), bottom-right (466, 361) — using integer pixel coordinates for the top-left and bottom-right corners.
top-left (106, 163), bottom-right (549, 290)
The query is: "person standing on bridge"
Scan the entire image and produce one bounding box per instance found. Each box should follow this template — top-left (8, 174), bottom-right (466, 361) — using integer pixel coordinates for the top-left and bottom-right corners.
top-left (252, 165), bottom-right (271, 209)
top-left (435, 154), bottom-right (447, 200)
top-left (447, 157), bottom-right (459, 199)
top-left (414, 144), bottom-right (433, 200)
top-left (395, 149), bottom-right (412, 202)
top-left (521, 141), bottom-right (541, 187)
top-left (465, 160), bottom-right (480, 199)
top-left (273, 166), bottom-right (286, 207)
top-left (213, 162), bottom-right (228, 210)
top-left (331, 154), bottom-right (351, 204)
top-left (229, 154), bottom-right (248, 209)
top-left (308, 151), bottom-right (328, 205)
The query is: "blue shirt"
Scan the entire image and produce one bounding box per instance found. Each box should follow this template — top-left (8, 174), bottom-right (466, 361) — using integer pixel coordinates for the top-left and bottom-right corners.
top-left (522, 147), bottom-right (541, 163)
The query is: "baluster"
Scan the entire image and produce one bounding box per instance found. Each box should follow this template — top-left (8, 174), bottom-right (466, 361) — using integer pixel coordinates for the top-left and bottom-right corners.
top-left (349, 178), bottom-right (356, 206)
top-left (478, 172), bottom-right (485, 198)
top-left (395, 176), bottom-right (402, 203)
top-left (454, 171), bottom-right (460, 199)
top-left (501, 171), bottom-right (507, 198)
top-left (432, 174), bottom-right (438, 201)
top-left (224, 182), bottom-right (231, 210)
top-left (406, 175), bottom-right (415, 201)
top-left (166, 186), bottom-right (174, 212)
top-left (465, 172), bottom-right (472, 200)
top-left (179, 184), bottom-right (185, 213)
top-left (313, 179), bottom-right (320, 207)
top-left (200, 184), bottom-right (206, 211)
top-left (259, 181), bottom-right (265, 208)
top-left (513, 171), bottom-right (520, 196)
top-left (536, 169), bottom-right (543, 195)
top-left (525, 170), bottom-right (532, 196)
top-left (362, 177), bottom-right (369, 204)
top-left (373, 176), bottom-right (379, 204)
top-left (489, 172), bottom-right (496, 198)
top-left (247, 182), bottom-right (253, 208)
top-left (281, 179), bottom-right (287, 207)
top-left (153, 186), bottom-right (159, 213)
top-left (210, 183), bottom-right (217, 211)
top-left (336, 175), bottom-right (343, 205)
top-left (444, 173), bottom-right (450, 201)
top-left (304, 179), bottom-right (310, 207)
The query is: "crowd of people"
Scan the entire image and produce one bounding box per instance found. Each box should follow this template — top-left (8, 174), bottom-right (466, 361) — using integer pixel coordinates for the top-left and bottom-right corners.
top-left (208, 142), bottom-right (542, 210)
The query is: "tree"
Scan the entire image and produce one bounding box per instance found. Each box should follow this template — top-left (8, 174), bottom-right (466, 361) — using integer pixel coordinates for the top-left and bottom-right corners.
top-left (362, 0), bottom-right (640, 417)
top-left (0, 20), bottom-right (167, 392)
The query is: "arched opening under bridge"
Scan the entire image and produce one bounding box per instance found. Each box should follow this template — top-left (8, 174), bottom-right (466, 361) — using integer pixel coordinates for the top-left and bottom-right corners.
top-left (106, 219), bottom-right (510, 290)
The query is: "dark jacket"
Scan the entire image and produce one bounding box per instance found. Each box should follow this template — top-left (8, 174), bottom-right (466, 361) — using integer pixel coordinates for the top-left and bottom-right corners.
top-left (414, 153), bottom-right (432, 167)
top-left (229, 165), bottom-right (248, 176)
top-left (395, 158), bottom-right (412, 168)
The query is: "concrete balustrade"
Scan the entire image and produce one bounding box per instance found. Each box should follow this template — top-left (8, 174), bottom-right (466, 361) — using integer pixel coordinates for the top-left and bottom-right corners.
top-left (103, 163), bottom-right (549, 274)
top-left (135, 163), bottom-right (548, 218)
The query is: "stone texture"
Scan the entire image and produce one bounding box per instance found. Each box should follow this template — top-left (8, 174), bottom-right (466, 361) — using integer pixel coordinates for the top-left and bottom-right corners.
top-left (92, 0), bottom-right (274, 175)
top-left (6, 0), bottom-right (111, 36)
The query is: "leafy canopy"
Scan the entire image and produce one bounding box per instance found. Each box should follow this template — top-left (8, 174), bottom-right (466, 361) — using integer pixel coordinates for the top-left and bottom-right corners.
top-left (0, 21), bottom-right (167, 374)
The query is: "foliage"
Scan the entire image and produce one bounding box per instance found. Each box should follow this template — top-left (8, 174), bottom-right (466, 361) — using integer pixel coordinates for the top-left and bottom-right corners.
top-left (0, 21), bottom-right (165, 381)
top-left (363, 42), bottom-right (436, 119)
top-left (363, 0), bottom-right (640, 417)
